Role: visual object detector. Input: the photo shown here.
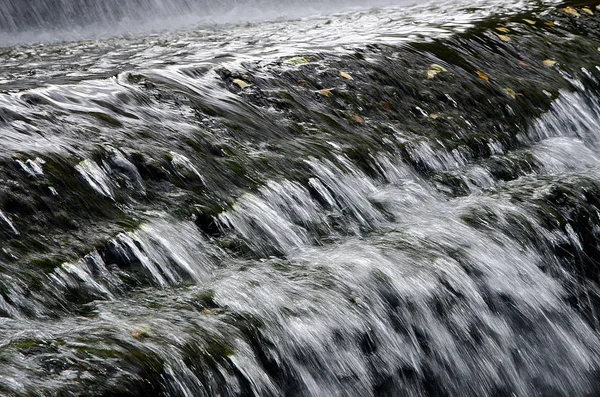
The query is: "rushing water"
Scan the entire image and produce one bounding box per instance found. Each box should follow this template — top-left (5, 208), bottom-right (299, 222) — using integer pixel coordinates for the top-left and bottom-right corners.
top-left (2, 0), bottom-right (600, 396)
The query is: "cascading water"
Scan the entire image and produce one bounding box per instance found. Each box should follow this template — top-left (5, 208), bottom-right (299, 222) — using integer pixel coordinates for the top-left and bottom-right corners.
top-left (2, 0), bottom-right (600, 396)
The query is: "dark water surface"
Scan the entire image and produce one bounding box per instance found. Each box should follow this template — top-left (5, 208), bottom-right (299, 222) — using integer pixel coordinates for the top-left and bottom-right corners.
top-left (2, 1), bottom-right (600, 396)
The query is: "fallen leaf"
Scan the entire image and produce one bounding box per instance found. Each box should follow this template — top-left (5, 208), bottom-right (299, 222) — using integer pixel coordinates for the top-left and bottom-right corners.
top-left (597, 47), bottom-right (600, 52)
top-left (544, 21), bottom-right (555, 27)
top-left (582, 8), bottom-right (594, 15)
top-left (232, 78), bottom-right (250, 89)
top-left (284, 56), bottom-right (310, 66)
top-left (318, 89), bottom-right (333, 98)
top-left (563, 7), bottom-right (580, 17)
top-left (476, 70), bottom-right (490, 83)
top-left (543, 59), bottom-right (557, 67)
top-left (597, 5), bottom-right (600, 11)
top-left (203, 309), bottom-right (212, 316)
top-left (339, 71), bottom-right (353, 80)
top-left (426, 69), bottom-right (440, 79)
top-left (380, 100), bottom-right (393, 113)
top-left (497, 34), bottom-right (512, 42)
top-left (523, 19), bottom-right (536, 25)
top-left (430, 64), bottom-right (447, 72)
top-left (504, 87), bottom-right (517, 99)
top-left (430, 113), bottom-right (440, 119)
top-left (518, 60), bottom-right (530, 67)
top-left (131, 324), bottom-right (152, 340)
top-left (495, 27), bottom-right (510, 33)
top-left (352, 114), bottom-right (365, 123)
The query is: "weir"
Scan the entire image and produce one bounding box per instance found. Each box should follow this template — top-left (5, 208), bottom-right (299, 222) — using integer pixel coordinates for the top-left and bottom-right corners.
top-left (1, 0), bottom-right (600, 396)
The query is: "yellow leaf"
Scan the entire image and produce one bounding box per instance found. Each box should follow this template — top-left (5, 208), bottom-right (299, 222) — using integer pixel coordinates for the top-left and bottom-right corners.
top-left (597, 5), bottom-right (600, 11)
top-left (476, 70), bottom-right (490, 83)
top-left (284, 56), bottom-right (310, 66)
top-left (504, 88), bottom-right (517, 99)
top-left (131, 324), bottom-right (152, 340)
top-left (318, 89), bottom-right (333, 98)
top-left (495, 27), bottom-right (510, 33)
top-left (597, 47), bottom-right (600, 52)
top-left (544, 21), bottom-right (555, 27)
top-left (582, 8), bottom-right (594, 15)
top-left (543, 59), bottom-right (557, 67)
top-left (352, 114), bottom-right (365, 123)
top-left (563, 7), bottom-right (580, 17)
top-left (203, 309), bottom-right (212, 316)
top-left (339, 71), bottom-right (353, 80)
top-left (497, 34), bottom-right (511, 42)
top-left (430, 64), bottom-right (447, 72)
top-left (426, 70), bottom-right (440, 79)
top-left (232, 78), bottom-right (250, 89)
top-left (522, 19), bottom-right (536, 25)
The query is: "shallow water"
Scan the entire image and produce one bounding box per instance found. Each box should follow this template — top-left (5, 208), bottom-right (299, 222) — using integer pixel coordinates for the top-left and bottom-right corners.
top-left (1, 0), bottom-right (600, 396)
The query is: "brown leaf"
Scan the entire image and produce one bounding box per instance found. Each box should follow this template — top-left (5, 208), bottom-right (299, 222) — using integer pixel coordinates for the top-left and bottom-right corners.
top-left (430, 113), bottom-right (440, 119)
top-left (380, 101), bottom-right (393, 113)
top-left (497, 34), bottom-right (511, 42)
top-left (495, 27), bottom-right (510, 33)
top-left (476, 70), bottom-right (490, 83)
top-left (339, 71), bottom-right (354, 80)
top-left (543, 59), bottom-right (557, 67)
top-left (582, 8), bottom-right (594, 15)
top-left (352, 114), bottom-right (365, 123)
top-left (518, 60), bottom-right (530, 67)
top-left (318, 89), bottom-right (333, 98)
top-left (563, 7), bottom-right (580, 17)
top-left (544, 21), bottom-right (555, 27)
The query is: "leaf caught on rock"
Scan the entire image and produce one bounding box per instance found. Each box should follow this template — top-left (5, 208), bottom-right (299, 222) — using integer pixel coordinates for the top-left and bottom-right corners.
top-left (339, 71), bottom-right (354, 80)
top-left (522, 19), bottom-right (536, 25)
top-left (562, 7), bottom-right (580, 17)
top-left (318, 88), bottom-right (333, 98)
top-left (232, 78), bottom-right (250, 89)
top-left (427, 70), bottom-right (440, 79)
top-left (497, 34), bottom-right (511, 42)
top-left (284, 56), bottom-right (310, 66)
top-left (543, 59), bottom-right (557, 67)
top-left (495, 27), bottom-right (510, 33)
top-left (352, 114), bottom-right (365, 123)
top-left (380, 100), bottom-right (393, 113)
top-left (582, 8), bottom-right (594, 15)
top-left (476, 70), bottom-right (490, 83)
top-left (504, 87), bottom-right (517, 99)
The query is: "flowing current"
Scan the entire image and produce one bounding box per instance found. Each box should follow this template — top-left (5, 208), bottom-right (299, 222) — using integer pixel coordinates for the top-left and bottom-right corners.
top-left (2, 0), bottom-right (600, 396)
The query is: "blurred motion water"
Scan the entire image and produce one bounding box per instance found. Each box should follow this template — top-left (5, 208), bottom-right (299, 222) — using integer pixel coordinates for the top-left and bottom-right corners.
top-left (1, 0), bottom-right (600, 396)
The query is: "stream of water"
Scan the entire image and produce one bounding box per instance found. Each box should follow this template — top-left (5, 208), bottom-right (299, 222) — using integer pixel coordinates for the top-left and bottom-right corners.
top-left (1, 0), bottom-right (600, 396)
